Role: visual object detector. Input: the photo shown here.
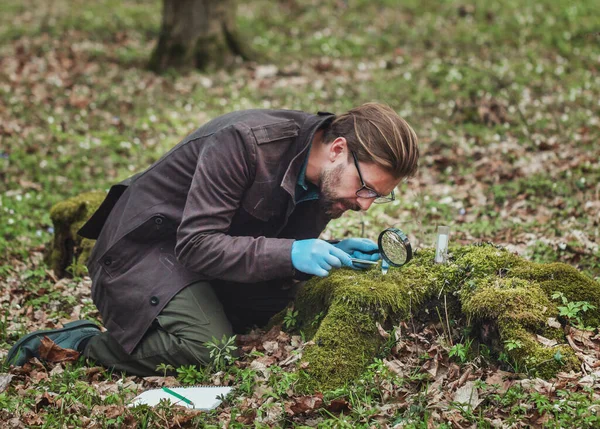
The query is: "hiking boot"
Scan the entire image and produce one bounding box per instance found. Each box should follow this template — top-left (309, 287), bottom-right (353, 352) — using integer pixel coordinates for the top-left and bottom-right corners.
top-left (6, 320), bottom-right (101, 367)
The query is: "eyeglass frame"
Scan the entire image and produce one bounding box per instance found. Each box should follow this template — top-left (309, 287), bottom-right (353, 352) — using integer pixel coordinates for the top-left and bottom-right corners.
top-left (350, 150), bottom-right (395, 204)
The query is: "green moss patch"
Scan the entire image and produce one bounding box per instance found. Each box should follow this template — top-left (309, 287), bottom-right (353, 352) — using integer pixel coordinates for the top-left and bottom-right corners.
top-left (44, 191), bottom-right (105, 278)
top-left (293, 243), bottom-right (598, 391)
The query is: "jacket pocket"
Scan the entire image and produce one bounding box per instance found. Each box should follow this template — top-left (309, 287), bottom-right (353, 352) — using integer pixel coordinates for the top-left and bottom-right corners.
top-left (98, 213), bottom-right (173, 278)
top-left (251, 119), bottom-right (299, 145)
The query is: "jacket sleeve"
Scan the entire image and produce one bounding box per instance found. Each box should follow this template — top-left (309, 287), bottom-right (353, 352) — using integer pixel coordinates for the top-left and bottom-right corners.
top-left (174, 124), bottom-right (296, 283)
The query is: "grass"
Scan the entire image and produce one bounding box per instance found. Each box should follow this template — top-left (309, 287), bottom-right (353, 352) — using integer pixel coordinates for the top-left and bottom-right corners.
top-left (1, 0), bottom-right (599, 426)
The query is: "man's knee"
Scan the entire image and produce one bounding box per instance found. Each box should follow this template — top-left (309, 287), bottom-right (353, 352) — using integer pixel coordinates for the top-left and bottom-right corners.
top-left (157, 281), bottom-right (234, 353)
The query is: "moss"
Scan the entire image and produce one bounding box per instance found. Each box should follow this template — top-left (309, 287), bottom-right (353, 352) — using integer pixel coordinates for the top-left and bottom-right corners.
top-left (498, 321), bottom-right (579, 378)
top-left (44, 191), bottom-right (104, 278)
top-left (293, 265), bottom-right (422, 392)
top-left (461, 277), bottom-right (554, 328)
top-left (300, 305), bottom-right (380, 392)
top-left (512, 262), bottom-right (600, 326)
top-left (291, 243), bottom-right (600, 391)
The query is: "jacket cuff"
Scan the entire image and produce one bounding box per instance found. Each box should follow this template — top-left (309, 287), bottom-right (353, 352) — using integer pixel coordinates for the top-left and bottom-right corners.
top-left (263, 238), bottom-right (296, 280)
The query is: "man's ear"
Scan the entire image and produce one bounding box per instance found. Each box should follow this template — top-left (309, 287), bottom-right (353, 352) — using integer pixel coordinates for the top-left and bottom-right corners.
top-left (328, 137), bottom-right (347, 162)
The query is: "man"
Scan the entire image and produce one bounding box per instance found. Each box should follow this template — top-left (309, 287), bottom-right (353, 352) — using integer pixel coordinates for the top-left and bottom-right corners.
top-left (7, 103), bottom-right (419, 375)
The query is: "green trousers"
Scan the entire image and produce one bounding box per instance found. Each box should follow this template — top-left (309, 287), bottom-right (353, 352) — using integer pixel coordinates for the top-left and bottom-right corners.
top-left (84, 279), bottom-right (299, 376)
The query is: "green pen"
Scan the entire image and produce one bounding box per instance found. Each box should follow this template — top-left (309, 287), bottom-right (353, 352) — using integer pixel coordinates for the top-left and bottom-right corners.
top-left (162, 387), bottom-right (195, 407)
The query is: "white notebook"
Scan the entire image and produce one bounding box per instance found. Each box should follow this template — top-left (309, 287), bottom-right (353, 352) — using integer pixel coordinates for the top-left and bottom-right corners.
top-left (129, 385), bottom-right (232, 410)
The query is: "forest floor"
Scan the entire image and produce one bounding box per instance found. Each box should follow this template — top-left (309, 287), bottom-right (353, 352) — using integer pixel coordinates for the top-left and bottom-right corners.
top-left (1, 0), bottom-right (599, 427)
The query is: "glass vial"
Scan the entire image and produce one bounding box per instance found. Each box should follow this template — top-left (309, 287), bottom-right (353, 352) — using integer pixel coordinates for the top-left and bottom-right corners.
top-left (435, 226), bottom-right (450, 264)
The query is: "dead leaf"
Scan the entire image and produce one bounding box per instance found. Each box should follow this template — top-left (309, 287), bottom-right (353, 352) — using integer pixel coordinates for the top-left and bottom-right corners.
top-left (173, 410), bottom-right (202, 426)
top-left (91, 405), bottom-right (126, 419)
top-left (547, 317), bottom-right (562, 329)
top-left (48, 364), bottom-right (64, 377)
top-left (484, 370), bottom-right (515, 394)
top-left (518, 378), bottom-right (555, 394)
top-left (577, 371), bottom-right (600, 389)
top-left (384, 359), bottom-right (405, 377)
top-left (566, 333), bottom-right (584, 352)
top-left (452, 381), bottom-right (482, 409)
top-left (326, 398), bottom-right (351, 414)
top-left (38, 336), bottom-right (80, 363)
top-left (569, 327), bottom-right (598, 350)
top-left (235, 409), bottom-right (257, 425)
top-left (280, 352), bottom-right (302, 367)
top-left (376, 322), bottom-right (390, 339)
top-left (536, 334), bottom-right (558, 348)
top-left (0, 374), bottom-right (14, 393)
top-left (422, 355), bottom-right (439, 377)
top-left (255, 398), bottom-right (283, 426)
top-left (143, 376), bottom-right (179, 387)
top-left (262, 341), bottom-right (279, 354)
top-left (35, 392), bottom-right (56, 411)
top-left (250, 355), bottom-right (277, 375)
top-left (284, 393), bottom-right (323, 415)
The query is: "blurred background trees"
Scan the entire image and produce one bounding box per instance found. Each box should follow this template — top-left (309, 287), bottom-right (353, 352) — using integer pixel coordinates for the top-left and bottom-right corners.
top-left (149, 0), bottom-right (253, 72)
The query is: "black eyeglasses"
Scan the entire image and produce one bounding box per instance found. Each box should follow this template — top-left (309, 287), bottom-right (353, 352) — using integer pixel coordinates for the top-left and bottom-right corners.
top-left (351, 151), bottom-right (395, 204)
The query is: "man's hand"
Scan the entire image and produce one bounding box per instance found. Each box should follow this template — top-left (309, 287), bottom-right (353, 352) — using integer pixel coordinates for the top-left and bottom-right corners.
top-left (333, 238), bottom-right (380, 261)
top-left (291, 239), bottom-right (354, 277)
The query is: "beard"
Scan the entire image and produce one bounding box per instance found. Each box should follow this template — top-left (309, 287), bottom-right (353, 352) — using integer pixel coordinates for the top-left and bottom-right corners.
top-left (318, 164), bottom-right (361, 219)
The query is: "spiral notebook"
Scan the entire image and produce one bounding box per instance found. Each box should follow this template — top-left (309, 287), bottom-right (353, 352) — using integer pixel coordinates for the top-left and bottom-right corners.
top-left (129, 385), bottom-right (232, 410)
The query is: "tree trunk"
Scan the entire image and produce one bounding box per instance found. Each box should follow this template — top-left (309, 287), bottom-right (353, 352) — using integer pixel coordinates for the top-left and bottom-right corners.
top-left (149, 0), bottom-right (253, 73)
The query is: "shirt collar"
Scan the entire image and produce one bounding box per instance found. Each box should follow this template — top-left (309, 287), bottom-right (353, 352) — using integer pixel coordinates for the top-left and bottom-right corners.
top-left (281, 111), bottom-right (335, 199)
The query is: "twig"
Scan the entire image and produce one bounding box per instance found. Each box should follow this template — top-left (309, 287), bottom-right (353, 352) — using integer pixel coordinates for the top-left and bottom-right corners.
top-left (409, 294), bottom-right (416, 337)
top-left (435, 305), bottom-right (449, 344)
top-left (444, 294), bottom-right (453, 347)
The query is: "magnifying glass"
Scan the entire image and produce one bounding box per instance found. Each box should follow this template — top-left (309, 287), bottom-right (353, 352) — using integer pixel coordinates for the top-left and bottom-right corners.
top-left (349, 228), bottom-right (413, 270)
top-left (378, 227), bottom-right (412, 267)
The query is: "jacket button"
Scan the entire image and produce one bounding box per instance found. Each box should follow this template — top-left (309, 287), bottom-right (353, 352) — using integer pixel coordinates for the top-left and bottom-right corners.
top-left (103, 257), bottom-right (112, 266)
top-left (150, 296), bottom-right (159, 306)
top-left (154, 217), bottom-right (163, 225)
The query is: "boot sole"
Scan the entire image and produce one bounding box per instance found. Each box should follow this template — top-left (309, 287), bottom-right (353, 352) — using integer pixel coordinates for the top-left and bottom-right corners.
top-left (6, 320), bottom-right (100, 366)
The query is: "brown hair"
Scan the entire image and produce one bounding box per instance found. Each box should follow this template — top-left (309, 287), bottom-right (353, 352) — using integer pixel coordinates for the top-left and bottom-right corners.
top-left (323, 102), bottom-right (419, 179)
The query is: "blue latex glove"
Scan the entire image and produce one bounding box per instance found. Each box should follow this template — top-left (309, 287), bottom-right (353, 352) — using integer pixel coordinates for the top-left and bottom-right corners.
top-left (333, 238), bottom-right (380, 261)
top-left (291, 239), bottom-right (354, 277)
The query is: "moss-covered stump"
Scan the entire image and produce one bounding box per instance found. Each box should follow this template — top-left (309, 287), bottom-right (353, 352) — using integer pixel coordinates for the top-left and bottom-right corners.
top-left (293, 243), bottom-right (599, 391)
top-left (44, 191), bottom-right (104, 278)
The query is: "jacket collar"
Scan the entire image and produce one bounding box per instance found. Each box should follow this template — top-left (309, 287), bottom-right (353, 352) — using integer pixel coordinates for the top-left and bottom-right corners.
top-left (281, 111), bottom-right (335, 198)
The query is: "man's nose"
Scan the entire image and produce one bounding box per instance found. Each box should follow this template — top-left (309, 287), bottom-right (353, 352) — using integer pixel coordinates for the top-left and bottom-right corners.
top-left (356, 197), bottom-right (375, 211)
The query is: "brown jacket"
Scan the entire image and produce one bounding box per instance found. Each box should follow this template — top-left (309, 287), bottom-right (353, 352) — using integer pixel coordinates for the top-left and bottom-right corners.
top-left (79, 109), bottom-right (335, 354)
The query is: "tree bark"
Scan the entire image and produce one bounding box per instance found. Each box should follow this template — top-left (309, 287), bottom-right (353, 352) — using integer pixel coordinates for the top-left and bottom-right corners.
top-left (149, 0), bottom-right (252, 73)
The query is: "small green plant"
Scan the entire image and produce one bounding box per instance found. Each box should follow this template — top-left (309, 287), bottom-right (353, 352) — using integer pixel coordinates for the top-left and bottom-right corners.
top-left (283, 307), bottom-right (299, 330)
top-left (155, 363), bottom-right (174, 377)
top-left (553, 349), bottom-right (564, 364)
top-left (234, 367), bottom-right (258, 396)
top-left (504, 339), bottom-right (523, 351)
top-left (551, 291), bottom-right (597, 330)
top-left (176, 364), bottom-right (207, 385)
top-left (266, 365), bottom-right (300, 399)
top-left (310, 311), bottom-right (325, 328)
top-left (65, 256), bottom-right (88, 279)
top-left (448, 338), bottom-right (473, 363)
top-left (205, 334), bottom-right (237, 372)
top-left (498, 351), bottom-right (522, 373)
